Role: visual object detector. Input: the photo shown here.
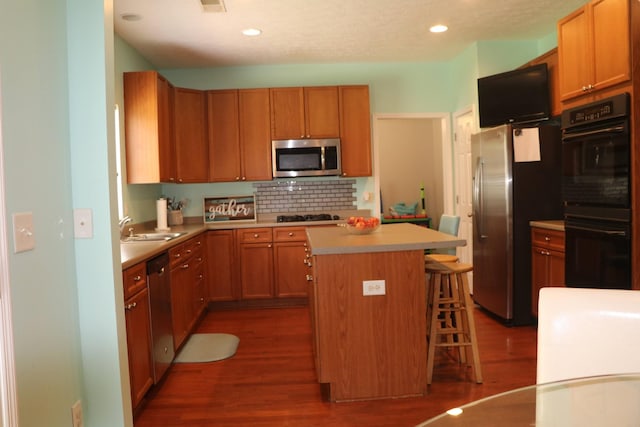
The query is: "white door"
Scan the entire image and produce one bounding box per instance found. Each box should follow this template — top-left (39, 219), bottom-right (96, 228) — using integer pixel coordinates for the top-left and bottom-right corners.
top-left (453, 107), bottom-right (476, 292)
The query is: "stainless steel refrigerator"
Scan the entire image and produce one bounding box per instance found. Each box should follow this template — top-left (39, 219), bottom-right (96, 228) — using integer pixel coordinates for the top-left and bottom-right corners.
top-left (471, 124), bottom-right (562, 325)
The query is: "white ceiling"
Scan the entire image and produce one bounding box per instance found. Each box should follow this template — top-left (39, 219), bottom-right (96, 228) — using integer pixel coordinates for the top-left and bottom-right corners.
top-left (113, 0), bottom-right (587, 69)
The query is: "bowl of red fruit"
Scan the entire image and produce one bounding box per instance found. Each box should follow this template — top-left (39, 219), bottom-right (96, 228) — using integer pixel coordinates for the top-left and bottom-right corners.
top-left (343, 216), bottom-right (381, 235)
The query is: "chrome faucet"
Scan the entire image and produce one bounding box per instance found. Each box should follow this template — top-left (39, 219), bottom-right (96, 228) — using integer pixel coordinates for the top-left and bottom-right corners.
top-left (119, 216), bottom-right (133, 237)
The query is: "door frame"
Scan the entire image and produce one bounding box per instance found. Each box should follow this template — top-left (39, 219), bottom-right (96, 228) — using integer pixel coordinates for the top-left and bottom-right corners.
top-left (372, 112), bottom-right (454, 220)
top-left (0, 68), bottom-right (19, 427)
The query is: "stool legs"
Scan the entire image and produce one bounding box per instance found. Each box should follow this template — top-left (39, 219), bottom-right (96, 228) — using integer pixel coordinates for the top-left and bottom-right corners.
top-left (426, 263), bottom-right (482, 385)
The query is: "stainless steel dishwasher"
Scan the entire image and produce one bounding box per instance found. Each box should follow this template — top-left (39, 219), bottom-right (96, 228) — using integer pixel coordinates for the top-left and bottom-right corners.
top-left (147, 252), bottom-right (175, 383)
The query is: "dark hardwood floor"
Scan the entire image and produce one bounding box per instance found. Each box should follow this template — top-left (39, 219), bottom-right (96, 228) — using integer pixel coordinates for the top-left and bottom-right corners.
top-left (134, 305), bottom-right (537, 427)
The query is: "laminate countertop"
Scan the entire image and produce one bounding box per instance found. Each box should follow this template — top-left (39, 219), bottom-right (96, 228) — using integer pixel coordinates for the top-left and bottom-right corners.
top-left (529, 220), bottom-right (565, 232)
top-left (306, 222), bottom-right (466, 256)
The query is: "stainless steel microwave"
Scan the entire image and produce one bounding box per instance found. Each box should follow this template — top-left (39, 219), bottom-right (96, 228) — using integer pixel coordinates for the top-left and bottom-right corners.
top-left (272, 138), bottom-right (342, 178)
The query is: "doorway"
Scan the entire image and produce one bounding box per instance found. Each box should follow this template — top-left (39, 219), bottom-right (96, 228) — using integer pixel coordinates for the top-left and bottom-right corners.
top-left (373, 113), bottom-right (453, 228)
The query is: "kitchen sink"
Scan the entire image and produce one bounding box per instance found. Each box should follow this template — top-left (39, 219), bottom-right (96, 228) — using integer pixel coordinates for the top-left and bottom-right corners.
top-left (121, 231), bottom-right (187, 243)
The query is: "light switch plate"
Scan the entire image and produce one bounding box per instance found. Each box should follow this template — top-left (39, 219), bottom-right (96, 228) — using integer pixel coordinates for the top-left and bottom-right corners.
top-left (73, 208), bottom-right (93, 239)
top-left (363, 280), bottom-right (385, 296)
top-left (12, 212), bottom-right (35, 253)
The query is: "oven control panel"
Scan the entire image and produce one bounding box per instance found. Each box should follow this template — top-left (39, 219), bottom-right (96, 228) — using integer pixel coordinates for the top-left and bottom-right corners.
top-left (562, 93), bottom-right (629, 127)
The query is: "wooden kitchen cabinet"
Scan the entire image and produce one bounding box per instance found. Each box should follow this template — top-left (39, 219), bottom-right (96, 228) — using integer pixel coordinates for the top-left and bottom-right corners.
top-left (206, 230), bottom-right (238, 301)
top-left (273, 227), bottom-right (309, 298)
top-left (236, 228), bottom-right (274, 299)
top-left (270, 86), bottom-right (340, 140)
top-left (557, 0), bottom-right (630, 101)
top-left (173, 87), bottom-right (209, 183)
top-left (123, 264), bottom-right (153, 409)
top-left (531, 227), bottom-right (565, 317)
top-left (339, 85), bottom-right (372, 177)
top-left (123, 71), bottom-right (176, 183)
top-left (169, 235), bottom-right (206, 349)
top-left (208, 88), bottom-right (272, 182)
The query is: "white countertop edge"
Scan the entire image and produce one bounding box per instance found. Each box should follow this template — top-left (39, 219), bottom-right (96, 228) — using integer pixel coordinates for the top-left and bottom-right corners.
top-left (529, 220), bottom-right (565, 231)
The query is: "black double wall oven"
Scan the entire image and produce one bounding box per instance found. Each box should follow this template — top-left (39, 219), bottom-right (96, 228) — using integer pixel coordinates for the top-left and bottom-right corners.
top-left (561, 93), bottom-right (631, 289)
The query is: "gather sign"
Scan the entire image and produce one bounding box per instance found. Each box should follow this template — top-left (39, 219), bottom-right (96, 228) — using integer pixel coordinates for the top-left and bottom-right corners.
top-left (204, 195), bottom-right (256, 223)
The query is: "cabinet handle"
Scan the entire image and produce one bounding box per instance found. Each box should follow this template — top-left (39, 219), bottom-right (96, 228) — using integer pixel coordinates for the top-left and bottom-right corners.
top-left (268, 244), bottom-right (272, 248)
top-left (182, 263), bottom-right (189, 269)
top-left (235, 177), bottom-right (240, 181)
top-left (186, 249), bottom-right (192, 254)
top-left (306, 274), bottom-right (313, 281)
top-left (253, 234), bottom-right (259, 238)
top-left (544, 236), bottom-right (551, 241)
top-left (241, 177), bottom-right (246, 181)
top-left (288, 232), bottom-right (294, 237)
top-left (133, 275), bottom-right (142, 282)
top-left (174, 253), bottom-right (181, 259)
top-left (125, 302), bottom-right (137, 310)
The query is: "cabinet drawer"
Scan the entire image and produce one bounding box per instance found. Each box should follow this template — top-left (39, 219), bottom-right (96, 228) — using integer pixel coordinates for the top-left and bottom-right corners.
top-left (237, 227), bottom-right (273, 243)
top-left (184, 236), bottom-right (205, 258)
top-left (273, 227), bottom-right (307, 242)
top-left (123, 262), bottom-right (146, 299)
top-left (169, 242), bottom-right (187, 267)
top-left (531, 228), bottom-right (565, 252)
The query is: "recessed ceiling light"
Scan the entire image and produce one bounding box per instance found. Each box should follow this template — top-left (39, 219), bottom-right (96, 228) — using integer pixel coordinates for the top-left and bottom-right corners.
top-left (242, 28), bottom-right (262, 37)
top-left (121, 13), bottom-right (142, 22)
top-left (430, 24), bottom-right (448, 33)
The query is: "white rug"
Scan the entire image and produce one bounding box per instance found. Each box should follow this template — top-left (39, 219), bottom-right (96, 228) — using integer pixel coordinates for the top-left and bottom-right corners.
top-left (174, 333), bottom-right (239, 363)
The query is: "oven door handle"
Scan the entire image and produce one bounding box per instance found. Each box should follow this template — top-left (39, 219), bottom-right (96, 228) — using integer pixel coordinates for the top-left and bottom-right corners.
top-left (566, 224), bottom-right (627, 237)
top-left (562, 125), bottom-right (626, 141)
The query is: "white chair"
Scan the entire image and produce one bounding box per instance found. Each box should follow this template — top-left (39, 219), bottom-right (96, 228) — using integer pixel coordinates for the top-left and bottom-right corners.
top-left (536, 287), bottom-right (640, 384)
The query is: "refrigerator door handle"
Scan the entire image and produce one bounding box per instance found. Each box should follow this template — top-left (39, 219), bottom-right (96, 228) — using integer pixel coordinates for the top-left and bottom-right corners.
top-left (473, 156), bottom-right (487, 239)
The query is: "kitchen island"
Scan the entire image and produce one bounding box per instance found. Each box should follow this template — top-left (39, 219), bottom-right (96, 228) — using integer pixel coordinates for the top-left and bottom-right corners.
top-left (305, 223), bottom-right (466, 402)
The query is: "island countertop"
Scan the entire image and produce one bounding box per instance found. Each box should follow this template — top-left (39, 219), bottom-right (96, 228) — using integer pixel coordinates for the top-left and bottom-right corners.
top-left (306, 222), bottom-right (466, 255)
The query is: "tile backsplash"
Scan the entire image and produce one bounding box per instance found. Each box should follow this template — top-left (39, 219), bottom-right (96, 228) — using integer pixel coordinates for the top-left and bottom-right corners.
top-left (253, 179), bottom-right (357, 213)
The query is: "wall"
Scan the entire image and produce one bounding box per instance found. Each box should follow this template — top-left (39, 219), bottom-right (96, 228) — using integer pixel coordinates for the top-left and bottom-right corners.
top-left (1, 0), bottom-right (128, 426)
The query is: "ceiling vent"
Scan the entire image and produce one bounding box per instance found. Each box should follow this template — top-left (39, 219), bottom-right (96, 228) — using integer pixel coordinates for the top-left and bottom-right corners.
top-left (200, 0), bottom-right (226, 13)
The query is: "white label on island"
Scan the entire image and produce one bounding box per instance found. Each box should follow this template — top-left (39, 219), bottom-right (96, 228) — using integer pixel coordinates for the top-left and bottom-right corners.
top-left (363, 280), bottom-right (386, 296)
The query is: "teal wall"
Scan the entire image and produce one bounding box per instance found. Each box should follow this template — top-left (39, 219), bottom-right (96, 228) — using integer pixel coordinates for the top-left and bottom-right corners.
top-left (1, 0), bottom-right (129, 426)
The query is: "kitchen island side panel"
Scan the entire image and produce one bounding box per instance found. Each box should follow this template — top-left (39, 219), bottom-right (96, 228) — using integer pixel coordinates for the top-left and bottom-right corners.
top-left (313, 250), bottom-right (427, 401)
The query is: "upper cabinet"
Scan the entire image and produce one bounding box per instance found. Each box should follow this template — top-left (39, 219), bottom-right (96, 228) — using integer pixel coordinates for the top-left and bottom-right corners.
top-left (123, 71), bottom-right (176, 184)
top-left (173, 88), bottom-right (209, 183)
top-left (123, 73), bottom-right (372, 183)
top-left (208, 89), bottom-right (272, 182)
top-left (270, 86), bottom-right (340, 140)
top-left (557, 0), bottom-right (630, 101)
top-left (339, 85), bottom-right (372, 177)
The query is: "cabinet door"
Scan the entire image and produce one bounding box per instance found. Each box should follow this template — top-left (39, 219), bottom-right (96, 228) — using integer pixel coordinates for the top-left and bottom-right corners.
top-left (190, 248), bottom-right (206, 325)
top-left (304, 86), bottom-right (340, 138)
top-left (238, 242), bottom-right (274, 299)
top-left (339, 85), bottom-right (372, 177)
top-left (558, 6), bottom-right (593, 100)
top-left (123, 71), bottom-right (175, 183)
top-left (274, 241), bottom-right (308, 298)
top-left (548, 249), bottom-right (565, 288)
top-left (591, 0), bottom-right (630, 90)
top-left (174, 87), bottom-right (209, 182)
top-left (239, 88), bottom-right (273, 181)
top-left (531, 246), bottom-right (548, 317)
top-left (125, 287), bottom-right (154, 409)
top-left (206, 230), bottom-right (238, 301)
top-left (170, 263), bottom-right (191, 350)
top-left (207, 90), bottom-right (241, 182)
top-left (270, 87), bottom-right (305, 139)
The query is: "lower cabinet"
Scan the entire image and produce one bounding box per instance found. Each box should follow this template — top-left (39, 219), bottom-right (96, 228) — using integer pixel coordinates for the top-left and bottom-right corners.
top-left (169, 235), bottom-right (206, 350)
top-left (237, 228), bottom-right (275, 299)
top-left (123, 263), bottom-right (153, 410)
top-left (207, 227), bottom-right (310, 302)
top-left (531, 227), bottom-right (565, 317)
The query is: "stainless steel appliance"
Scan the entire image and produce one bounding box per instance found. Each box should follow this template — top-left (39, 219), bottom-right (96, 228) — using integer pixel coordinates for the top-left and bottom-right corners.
top-left (472, 124), bottom-right (562, 325)
top-left (561, 93), bottom-right (631, 289)
top-left (147, 253), bottom-right (175, 383)
top-left (272, 138), bottom-right (341, 178)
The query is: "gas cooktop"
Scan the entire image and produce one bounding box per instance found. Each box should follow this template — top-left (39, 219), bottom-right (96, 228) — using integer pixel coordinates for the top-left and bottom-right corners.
top-left (276, 213), bottom-right (340, 223)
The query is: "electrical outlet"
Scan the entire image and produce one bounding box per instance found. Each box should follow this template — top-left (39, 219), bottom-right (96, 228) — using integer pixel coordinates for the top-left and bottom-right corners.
top-left (71, 400), bottom-right (83, 427)
top-left (363, 280), bottom-right (385, 296)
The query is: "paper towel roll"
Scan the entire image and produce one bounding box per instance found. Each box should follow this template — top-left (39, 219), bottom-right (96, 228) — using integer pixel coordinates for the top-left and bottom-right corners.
top-left (156, 198), bottom-right (169, 231)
